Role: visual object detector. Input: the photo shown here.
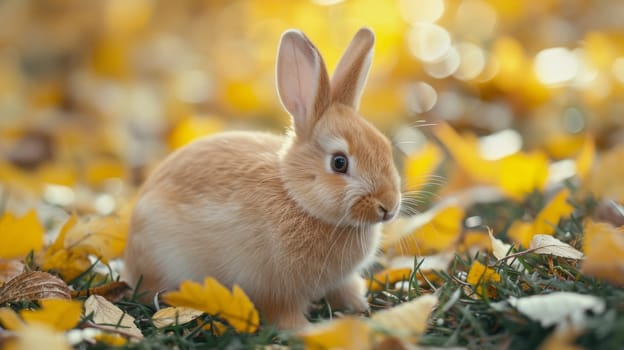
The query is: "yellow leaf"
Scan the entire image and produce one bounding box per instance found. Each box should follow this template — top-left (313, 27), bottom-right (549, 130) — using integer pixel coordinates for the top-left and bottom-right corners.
top-left (497, 152), bottom-right (549, 199)
top-left (94, 333), bottom-right (128, 347)
top-left (298, 317), bottom-right (371, 350)
top-left (466, 261), bottom-right (501, 298)
top-left (533, 188), bottom-right (574, 236)
top-left (0, 307), bottom-right (24, 330)
top-left (85, 157), bottom-right (125, 186)
top-left (403, 142), bottom-right (443, 192)
top-left (65, 214), bottom-right (129, 263)
top-left (168, 115), bottom-right (224, 149)
top-left (8, 323), bottom-right (72, 350)
top-left (19, 299), bottom-right (83, 331)
top-left (0, 210), bottom-right (44, 259)
top-left (586, 145), bottom-right (624, 202)
top-left (38, 163), bottom-right (77, 187)
top-left (434, 123), bottom-right (549, 198)
top-left (40, 214), bottom-right (109, 280)
top-left (162, 277), bottom-right (259, 333)
top-left (508, 189), bottom-right (575, 248)
top-left (507, 221), bottom-right (534, 248)
top-left (575, 135), bottom-right (595, 181)
top-left (581, 220), bottom-right (624, 286)
top-left (433, 123), bottom-right (496, 184)
top-left (370, 294), bottom-right (438, 343)
top-left (386, 205), bottom-right (464, 256)
top-left (365, 268), bottom-right (412, 292)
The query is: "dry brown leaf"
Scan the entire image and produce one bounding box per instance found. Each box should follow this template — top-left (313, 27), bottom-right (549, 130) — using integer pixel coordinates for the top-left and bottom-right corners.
top-left (0, 271), bottom-right (70, 304)
top-left (151, 307), bottom-right (203, 328)
top-left (529, 234), bottom-right (584, 260)
top-left (84, 295), bottom-right (143, 339)
top-left (70, 281), bottom-right (131, 302)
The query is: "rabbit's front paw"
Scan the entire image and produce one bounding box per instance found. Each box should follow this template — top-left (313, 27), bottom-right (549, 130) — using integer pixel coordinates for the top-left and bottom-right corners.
top-left (326, 275), bottom-right (369, 313)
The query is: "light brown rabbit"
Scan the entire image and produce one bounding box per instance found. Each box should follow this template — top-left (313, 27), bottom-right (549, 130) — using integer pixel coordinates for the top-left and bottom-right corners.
top-left (123, 27), bottom-right (401, 329)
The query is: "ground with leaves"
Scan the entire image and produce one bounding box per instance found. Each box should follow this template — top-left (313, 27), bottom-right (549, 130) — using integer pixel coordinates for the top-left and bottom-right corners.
top-left (2, 1), bottom-right (624, 349)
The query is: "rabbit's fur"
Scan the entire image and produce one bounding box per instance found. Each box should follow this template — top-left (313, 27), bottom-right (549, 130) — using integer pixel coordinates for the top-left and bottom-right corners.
top-left (123, 27), bottom-right (401, 329)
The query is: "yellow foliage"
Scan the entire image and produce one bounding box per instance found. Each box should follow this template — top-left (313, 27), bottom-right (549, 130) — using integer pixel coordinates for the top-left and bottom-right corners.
top-left (365, 268), bottom-right (412, 292)
top-left (65, 214), bottom-right (129, 263)
top-left (508, 188), bottom-right (575, 247)
top-left (403, 142), bottom-right (443, 192)
top-left (4, 323), bottom-right (72, 350)
top-left (0, 210), bottom-right (44, 259)
top-left (20, 299), bottom-right (83, 331)
top-left (581, 220), bottom-right (624, 286)
top-left (168, 115), bottom-right (225, 149)
top-left (467, 261), bottom-right (501, 298)
top-left (162, 277), bottom-right (259, 333)
top-left (575, 135), bottom-right (595, 181)
top-left (85, 157), bottom-right (125, 186)
top-left (40, 212), bottom-right (129, 280)
top-left (299, 295), bottom-right (437, 348)
top-left (386, 205), bottom-right (464, 256)
top-left (0, 307), bottom-right (24, 330)
top-left (434, 122), bottom-right (550, 199)
top-left (299, 317), bottom-right (372, 350)
top-left (370, 294), bottom-right (438, 343)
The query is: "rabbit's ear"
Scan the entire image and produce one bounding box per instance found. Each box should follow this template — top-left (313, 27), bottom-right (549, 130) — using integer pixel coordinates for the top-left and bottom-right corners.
top-left (331, 27), bottom-right (375, 110)
top-left (277, 30), bottom-right (330, 139)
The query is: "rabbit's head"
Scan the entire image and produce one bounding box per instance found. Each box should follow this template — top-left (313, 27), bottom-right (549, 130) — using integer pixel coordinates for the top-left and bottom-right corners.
top-left (277, 28), bottom-right (401, 227)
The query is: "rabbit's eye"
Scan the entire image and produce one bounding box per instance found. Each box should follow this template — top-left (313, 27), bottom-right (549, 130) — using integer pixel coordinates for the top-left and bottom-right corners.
top-left (331, 153), bottom-right (349, 174)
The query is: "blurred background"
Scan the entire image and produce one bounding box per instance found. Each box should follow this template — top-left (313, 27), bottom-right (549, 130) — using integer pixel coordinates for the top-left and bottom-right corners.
top-left (1, 0), bottom-right (623, 215)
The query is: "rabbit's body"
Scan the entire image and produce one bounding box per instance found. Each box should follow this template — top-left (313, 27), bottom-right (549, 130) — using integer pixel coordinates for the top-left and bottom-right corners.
top-left (123, 28), bottom-right (401, 329)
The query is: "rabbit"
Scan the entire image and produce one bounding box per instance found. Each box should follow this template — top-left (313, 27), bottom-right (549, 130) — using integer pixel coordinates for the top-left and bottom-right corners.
top-left (122, 27), bottom-right (401, 330)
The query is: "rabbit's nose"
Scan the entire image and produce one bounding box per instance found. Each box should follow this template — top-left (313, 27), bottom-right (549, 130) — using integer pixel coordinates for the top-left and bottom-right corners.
top-left (377, 203), bottom-right (397, 222)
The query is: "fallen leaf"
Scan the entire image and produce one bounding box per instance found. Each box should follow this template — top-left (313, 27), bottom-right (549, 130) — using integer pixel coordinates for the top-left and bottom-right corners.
top-left (403, 142), bottom-right (443, 192)
top-left (508, 292), bottom-right (605, 328)
top-left (168, 115), bottom-right (224, 149)
top-left (497, 151), bottom-right (549, 200)
top-left (574, 135), bottom-right (595, 181)
top-left (0, 271), bottom-right (71, 304)
top-left (489, 229), bottom-right (513, 260)
top-left (370, 294), bottom-right (438, 343)
top-left (533, 188), bottom-right (575, 236)
top-left (85, 156), bottom-right (125, 186)
top-left (466, 261), bottom-right (500, 298)
top-left (298, 317), bottom-right (371, 350)
top-left (84, 295), bottom-right (143, 339)
top-left (0, 209), bottom-right (44, 259)
top-left (6, 322), bottom-right (72, 350)
top-left (434, 123), bottom-right (549, 199)
top-left (162, 277), bottom-right (259, 333)
top-left (581, 220), bottom-right (624, 285)
top-left (152, 307), bottom-right (204, 328)
top-left (0, 307), bottom-right (24, 330)
top-left (508, 188), bottom-right (575, 247)
top-left (64, 214), bottom-right (129, 263)
top-left (529, 234), bottom-right (584, 260)
top-left (366, 268), bottom-right (412, 292)
top-left (586, 145), bottom-right (624, 202)
top-left (70, 281), bottom-right (131, 302)
top-left (384, 205), bottom-right (464, 256)
top-left (20, 299), bottom-right (83, 331)
top-left (39, 214), bottom-right (91, 281)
